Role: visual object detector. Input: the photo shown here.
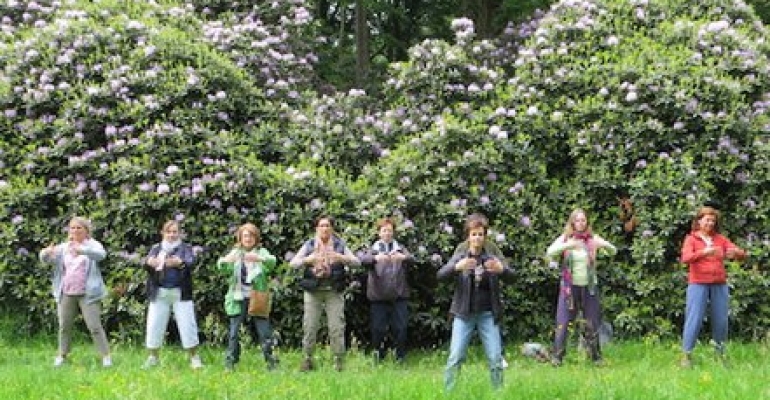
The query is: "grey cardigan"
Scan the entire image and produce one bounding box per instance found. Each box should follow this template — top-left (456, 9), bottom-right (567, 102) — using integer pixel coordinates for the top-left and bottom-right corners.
top-left (40, 239), bottom-right (108, 304)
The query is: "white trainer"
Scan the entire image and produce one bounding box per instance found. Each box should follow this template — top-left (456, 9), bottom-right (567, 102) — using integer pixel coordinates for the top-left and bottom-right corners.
top-left (102, 356), bottom-right (113, 368)
top-left (53, 356), bottom-right (65, 367)
top-left (190, 355), bottom-right (203, 369)
top-left (143, 356), bottom-right (159, 369)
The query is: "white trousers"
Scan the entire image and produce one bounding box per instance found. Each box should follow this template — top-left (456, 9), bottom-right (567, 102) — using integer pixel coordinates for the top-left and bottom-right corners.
top-left (145, 288), bottom-right (200, 349)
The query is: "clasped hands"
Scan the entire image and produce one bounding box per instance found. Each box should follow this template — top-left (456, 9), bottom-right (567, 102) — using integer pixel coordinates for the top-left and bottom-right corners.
top-left (565, 237), bottom-right (611, 250)
top-left (374, 251), bottom-right (407, 263)
top-left (147, 255), bottom-right (184, 269)
top-left (455, 257), bottom-right (504, 274)
top-left (703, 246), bottom-right (742, 260)
top-left (304, 251), bottom-right (345, 266)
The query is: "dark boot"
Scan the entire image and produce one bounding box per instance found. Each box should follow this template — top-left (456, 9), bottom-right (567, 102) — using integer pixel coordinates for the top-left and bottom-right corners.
top-left (262, 339), bottom-right (279, 370)
top-left (715, 343), bottom-right (729, 367)
top-left (334, 355), bottom-right (344, 372)
top-left (372, 348), bottom-right (385, 365)
top-left (444, 365), bottom-right (461, 391)
top-left (224, 354), bottom-right (238, 371)
top-left (300, 356), bottom-right (313, 372)
top-left (550, 347), bottom-right (564, 367)
top-left (586, 330), bottom-right (603, 365)
top-left (490, 367), bottom-right (503, 389)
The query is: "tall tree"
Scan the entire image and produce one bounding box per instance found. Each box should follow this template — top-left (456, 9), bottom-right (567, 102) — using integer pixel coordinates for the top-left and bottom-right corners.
top-left (355, 0), bottom-right (370, 85)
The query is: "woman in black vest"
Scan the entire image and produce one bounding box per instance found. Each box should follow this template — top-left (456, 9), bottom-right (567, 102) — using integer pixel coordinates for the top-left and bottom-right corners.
top-left (289, 215), bottom-right (360, 372)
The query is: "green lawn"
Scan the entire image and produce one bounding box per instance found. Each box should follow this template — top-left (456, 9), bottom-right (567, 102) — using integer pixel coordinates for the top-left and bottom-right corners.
top-left (1, 337), bottom-right (769, 399)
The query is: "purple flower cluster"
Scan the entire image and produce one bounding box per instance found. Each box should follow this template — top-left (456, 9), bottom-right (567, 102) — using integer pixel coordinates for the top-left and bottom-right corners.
top-left (200, 1), bottom-right (319, 101)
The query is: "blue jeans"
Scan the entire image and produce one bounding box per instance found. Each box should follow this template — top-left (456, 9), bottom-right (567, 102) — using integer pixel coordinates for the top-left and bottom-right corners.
top-left (444, 311), bottom-right (503, 390)
top-left (682, 283), bottom-right (729, 353)
top-left (226, 300), bottom-right (276, 368)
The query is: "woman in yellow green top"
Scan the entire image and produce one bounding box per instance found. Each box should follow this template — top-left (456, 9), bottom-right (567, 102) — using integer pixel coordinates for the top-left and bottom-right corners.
top-left (217, 223), bottom-right (278, 371)
top-left (546, 209), bottom-right (616, 367)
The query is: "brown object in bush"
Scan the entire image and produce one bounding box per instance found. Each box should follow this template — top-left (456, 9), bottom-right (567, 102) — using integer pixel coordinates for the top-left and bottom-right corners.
top-left (618, 197), bottom-right (639, 233)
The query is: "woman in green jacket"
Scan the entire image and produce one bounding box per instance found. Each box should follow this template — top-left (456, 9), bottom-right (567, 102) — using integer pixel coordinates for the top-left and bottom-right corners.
top-left (218, 223), bottom-right (278, 371)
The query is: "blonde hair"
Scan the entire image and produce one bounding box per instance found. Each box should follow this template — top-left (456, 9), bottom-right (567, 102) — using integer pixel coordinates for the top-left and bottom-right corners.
top-left (161, 220), bottom-right (181, 234)
top-left (69, 216), bottom-right (92, 235)
top-left (563, 208), bottom-right (592, 237)
top-left (235, 223), bottom-right (261, 247)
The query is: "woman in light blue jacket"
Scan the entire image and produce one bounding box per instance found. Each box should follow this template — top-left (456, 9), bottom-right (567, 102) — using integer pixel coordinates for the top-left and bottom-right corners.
top-left (40, 216), bottom-right (111, 367)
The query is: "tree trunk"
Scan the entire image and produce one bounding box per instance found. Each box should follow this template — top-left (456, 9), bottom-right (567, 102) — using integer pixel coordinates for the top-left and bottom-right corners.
top-left (355, 0), bottom-right (370, 87)
top-left (460, 0), bottom-right (499, 38)
top-left (478, 0), bottom-right (492, 38)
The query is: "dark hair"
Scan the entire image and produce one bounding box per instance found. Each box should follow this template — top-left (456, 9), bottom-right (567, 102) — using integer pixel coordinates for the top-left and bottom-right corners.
top-left (314, 215), bottom-right (335, 229)
top-left (464, 213), bottom-right (489, 236)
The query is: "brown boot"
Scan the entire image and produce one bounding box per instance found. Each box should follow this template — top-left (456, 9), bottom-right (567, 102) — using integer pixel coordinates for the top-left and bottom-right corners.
top-left (300, 357), bottom-right (314, 372)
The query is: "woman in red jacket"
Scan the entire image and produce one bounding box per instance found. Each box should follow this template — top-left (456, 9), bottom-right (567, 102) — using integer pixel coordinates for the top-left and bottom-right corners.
top-left (680, 206), bottom-right (746, 368)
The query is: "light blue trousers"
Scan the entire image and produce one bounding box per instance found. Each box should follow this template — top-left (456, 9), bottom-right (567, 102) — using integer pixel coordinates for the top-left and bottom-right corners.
top-left (682, 283), bottom-right (729, 353)
top-left (444, 311), bottom-right (502, 390)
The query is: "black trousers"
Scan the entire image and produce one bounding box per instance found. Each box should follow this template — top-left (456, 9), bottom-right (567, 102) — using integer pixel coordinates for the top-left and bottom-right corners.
top-left (370, 299), bottom-right (408, 359)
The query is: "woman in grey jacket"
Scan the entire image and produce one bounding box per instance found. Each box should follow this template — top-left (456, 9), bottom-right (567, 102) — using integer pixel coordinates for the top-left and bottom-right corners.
top-left (40, 216), bottom-right (111, 367)
top-left (359, 218), bottom-right (414, 364)
top-left (437, 213), bottom-right (514, 390)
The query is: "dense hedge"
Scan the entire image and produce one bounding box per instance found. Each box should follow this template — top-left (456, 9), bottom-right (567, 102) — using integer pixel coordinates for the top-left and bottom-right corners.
top-left (1, 0), bottom-right (768, 351)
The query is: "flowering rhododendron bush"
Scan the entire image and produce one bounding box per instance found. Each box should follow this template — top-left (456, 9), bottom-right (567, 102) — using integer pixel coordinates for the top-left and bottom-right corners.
top-left (1, 0), bottom-right (769, 348)
top-left (0, 0), bottom-right (355, 344)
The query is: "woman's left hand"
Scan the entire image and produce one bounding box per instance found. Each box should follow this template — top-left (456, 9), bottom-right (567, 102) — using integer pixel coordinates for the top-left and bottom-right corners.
top-left (391, 252), bottom-right (407, 263)
top-left (167, 256), bottom-right (183, 268)
top-left (725, 247), bottom-right (745, 260)
top-left (484, 258), bottom-right (504, 274)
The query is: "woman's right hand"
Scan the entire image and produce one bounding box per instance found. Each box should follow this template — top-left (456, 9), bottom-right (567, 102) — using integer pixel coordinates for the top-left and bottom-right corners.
top-left (456, 257), bottom-right (477, 271)
top-left (566, 239), bottom-right (583, 249)
top-left (304, 253), bottom-right (318, 265)
top-left (42, 244), bottom-right (56, 258)
top-left (702, 246), bottom-right (719, 257)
